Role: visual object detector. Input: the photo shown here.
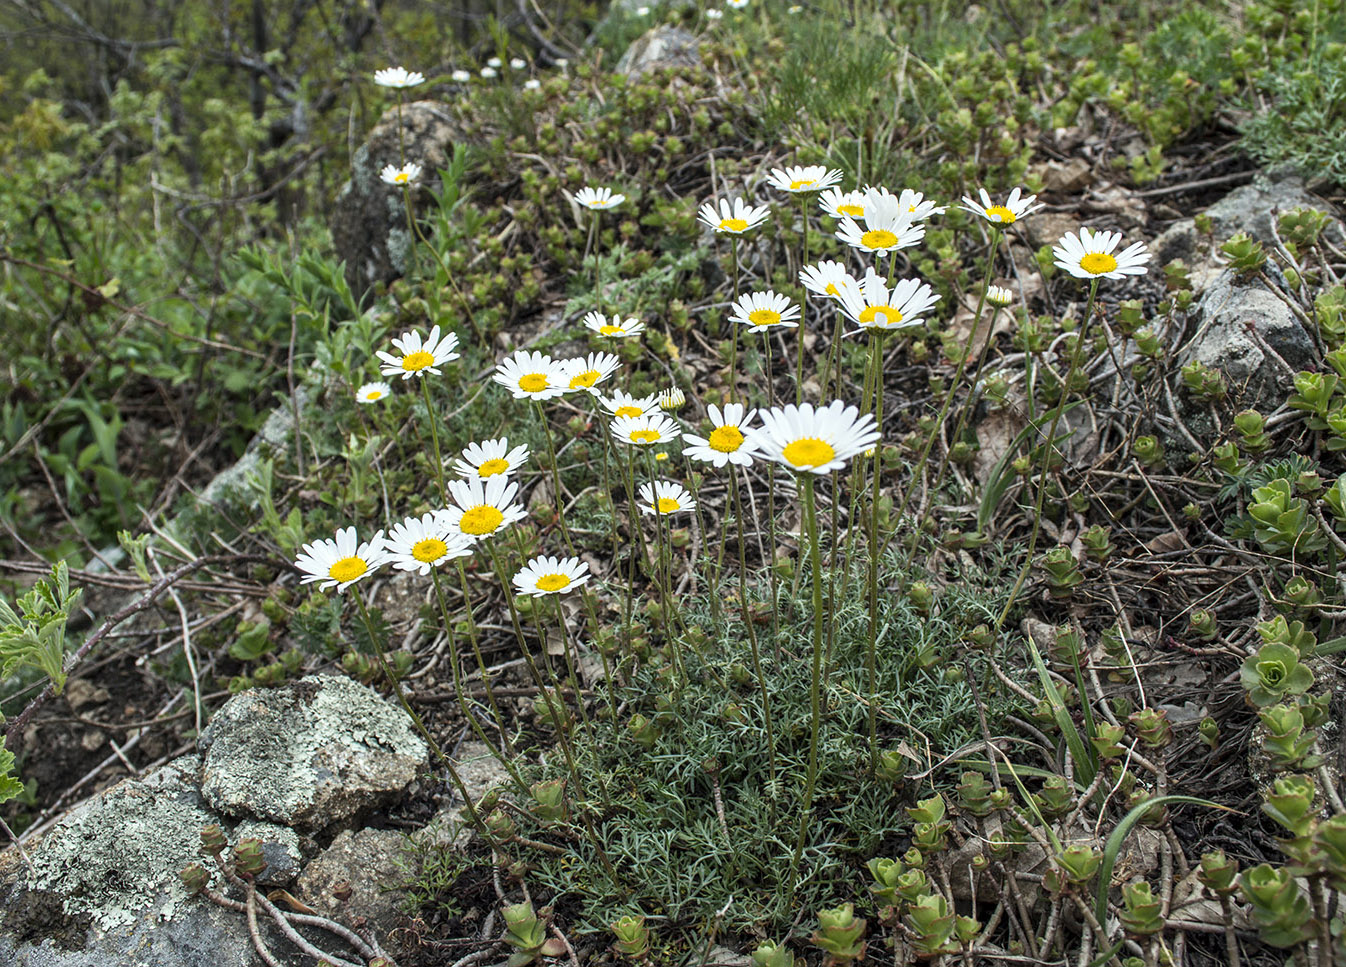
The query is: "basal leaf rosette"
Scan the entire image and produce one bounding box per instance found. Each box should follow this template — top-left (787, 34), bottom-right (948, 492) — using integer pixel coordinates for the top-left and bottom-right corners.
top-left (1240, 642), bottom-right (1314, 707)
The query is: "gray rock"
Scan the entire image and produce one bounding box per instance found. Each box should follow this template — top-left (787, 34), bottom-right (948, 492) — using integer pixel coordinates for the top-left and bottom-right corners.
top-left (199, 675), bottom-right (428, 830)
top-left (1176, 269), bottom-right (1315, 411)
top-left (1203, 170), bottom-right (1341, 247)
top-left (616, 25), bottom-right (701, 76)
top-left (233, 821), bottom-right (304, 887)
top-left (295, 828), bottom-right (411, 934)
top-left (330, 101), bottom-right (468, 299)
top-left (198, 384), bottom-right (309, 509)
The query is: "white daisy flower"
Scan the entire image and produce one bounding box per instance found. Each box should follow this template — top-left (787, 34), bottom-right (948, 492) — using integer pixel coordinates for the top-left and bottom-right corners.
top-left (750, 400), bottom-right (881, 475)
top-left (492, 350), bottom-right (571, 400)
top-left (1052, 227), bottom-right (1152, 280)
top-left (837, 269), bottom-right (940, 332)
top-left (480, 66), bottom-right (497, 79)
top-left (726, 0), bottom-right (749, 7)
top-left (583, 311), bottom-right (645, 338)
top-left (658, 387), bottom-right (686, 411)
top-left (294, 526), bottom-right (386, 593)
top-left (487, 57), bottom-right (503, 68)
top-left (958, 186), bottom-right (1044, 226)
top-left (374, 67), bottom-right (425, 89)
top-left (788, 4), bottom-right (802, 11)
top-left (512, 555), bottom-right (591, 596)
top-left (638, 480), bottom-right (697, 515)
top-left (818, 187), bottom-right (866, 219)
top-left (384, 513), bottom-right (475, 575)
top-left (524, 79), bottom-right (541, 91)
top-left (356, 381), bottom-right (392, 404)
top-left (610, 413), bottom-right (681, 447)
top-left (835, 187), bottom-right (925, 255)
top-left (601, 390), bottom-right (661, 419)
top-left (451, 69), bottom-right (472, 83)
top-left (380, 162), bottom-right (422, 187)
top-left (731, 290), bottom-right (801, 332)
top-left (510, 57), bottom-right (527, 70)
top-left (572, 186), bottom-right (625, 211)
top-left (441, 476), bottom-right (528, 540)
top-left (766, 164), bottom-right (843, 194)
top-left (706, 7), bottom-right (723, 18)
top-left (698, 196), bottom-right (770, 235)
top-left (682, 403), bottom-right (761, 468)
top-left (555, 58), bottom-right (570, 69)
top-left (454, 437), bottom-right (530, 480)
top-left (799, 260), bottom-right (860, 301)
top-left (636, 4), bottom-right (651, 13)
top-left (376, 325), bottom-right (460, 379)
top-left (896, 188), bottom-right (946, 221)
top-left (562, 352), bottom-right (622, 395)
top-left (986, 285), bottom-right (1015, 307)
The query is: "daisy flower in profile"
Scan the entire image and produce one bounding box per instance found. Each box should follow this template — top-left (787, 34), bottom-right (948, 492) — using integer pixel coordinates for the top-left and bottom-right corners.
top-left (380, 162), bottom-right (422, 186)
top-left (610, 412), bottom-right (681, 447)
top-left (818, 187), bottom-right (866, 219)
top-left (897, 189), bottom-right (946, 221)
top-left (766, 165), bottom-right (842, 194)
top-left (658, 387), bottom-right (686, 411)
top-left (572, 186), bottom-right (625, 211)
top-left (698, 196), bottom-right (769, 235)
top-left (492, 350), bottom-right (571, 400)
top-left (294, 526), bottom-right (386, 593)
top-left (706, 7), bottom-right (723, 19)
top-left (374, 67), bottom-right (425, 89)
top-left (751, 400), bottom-right (880, 475)
top-left (562, 352), bottom-right (622, 395)
top-left (454, 438), bottom-right (530, 480)
top-left (601, 390), bottom-right (660, 419)
top-left (836, 187), bottom-right (924, 255)
top-left (524, 79), bottom-right (541, 91)
top-left (638, 480), bottom-right (696, 516)
top-left (513, 555), bottom-right (591, 596)
top-left (480, 66), bottom-right (497, 79)
top-left (682, 403), bottom-right (760, 467)
top-left (510, 57), bottom-right (527, 70)
top-left (451, 69), bottom-right (471, 83)
top-left (583, 311), bottom-right (645, 338)
top-left (384, 514), bottom-right (475, 575)
top-left (986, 285), bottom-right (1015, 307)
top-left (726, 0), bottom-right (748, 8)
top-left (799, 261), bottom-right (860, 302)
top-left (487, 57), bottom-right (503, 68)
top-left (959, 186), bottom-right (1043, 226)
top-left (377, 325), bottom-right (460, 379)
top-left (731, 291), bottom-right (801, 332)
top-left (356, 381), bottom-right (392, 404)
top-left (1052, 227), bottom-right (1152, 280)
top-left (837, 269), bottom-right (940, 332)
top-left (442, 476), bottom-right (528, 540)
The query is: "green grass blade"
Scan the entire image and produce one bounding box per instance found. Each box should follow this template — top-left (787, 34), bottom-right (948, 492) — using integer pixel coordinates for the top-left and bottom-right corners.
top-left (1024, 628), bottom-right (1096, 785)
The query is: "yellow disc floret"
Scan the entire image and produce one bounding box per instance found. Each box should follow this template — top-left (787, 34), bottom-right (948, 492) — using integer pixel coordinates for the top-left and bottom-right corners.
top-left (535, 573), bottom-right (571, 592)
top-left (1079, 253), bottom-right (1118, 275)
top-left (518, 373), bottom-right (549, 393)
top-left (860, 229), bottom-right (898, 250)
top-left (984, 205), bottom-right (1015, 223)
top-left (411, 538), bottom-right (448, 563)
top-left (719, 218), bottom-right (749, 232)
top-left (782, 437), bottom-right (836, 468)
top-left (401, 351), bottom-right (436, 372)
top-left (477, 458), bottom-right (510, 477)
top-left (748, 309), bottom-right (782, 327)
top-left (656, 497), bottom-right (680, 513)
top-left (328, 557), bottom-right (368, 583)
top-left (708, 426), bottom-right (744, 452)
top-left (459, 505), bottom-right (505, 535)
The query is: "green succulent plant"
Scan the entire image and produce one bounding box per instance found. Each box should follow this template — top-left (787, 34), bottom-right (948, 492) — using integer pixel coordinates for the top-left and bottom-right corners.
top-left (1241, 642), bottom-right (1314, 707)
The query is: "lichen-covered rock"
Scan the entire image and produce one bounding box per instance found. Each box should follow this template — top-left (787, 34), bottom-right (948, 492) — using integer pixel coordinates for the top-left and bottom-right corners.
top-left (233, 820), bottom-right (304, 887)
top-left (296, 828), bottom-right (410, 934)
top-left (198, 674), bottom-right (428, 830)
top-left (1177, 268), bottom-right (1315, 411)
top-left (329, 101), bottom-right (466, 299)
top-left (616, 25), bottom-right (701, 76)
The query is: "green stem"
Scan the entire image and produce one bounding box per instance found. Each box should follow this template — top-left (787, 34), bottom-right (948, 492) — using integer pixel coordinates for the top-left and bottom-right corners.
top-left (728, 239), bottom-right (741, 403)
top-left (533, 399), bottom-right (576, 555)
top-left (865, 331), bottom-right (885, 768)
top-left (795, 192), bottom-right (810, 404)
top-left (789, 474), bottom-right (826, 890)
top-left (994, 278), bottom-right (1100, 631)
top-left (419, 377), bottom-right (448, 505)
top-left (732, 469), bottom-right (777, 787)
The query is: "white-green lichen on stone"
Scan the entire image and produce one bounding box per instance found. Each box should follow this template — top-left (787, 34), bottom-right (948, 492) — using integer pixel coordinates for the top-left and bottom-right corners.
top-left (24, 755), bottom-right (212, 930)
top-left (198, 674), bottom-right (427, 830)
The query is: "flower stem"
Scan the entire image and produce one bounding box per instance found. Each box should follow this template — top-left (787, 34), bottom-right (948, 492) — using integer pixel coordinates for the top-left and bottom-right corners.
top-left (789, 473), bottom-right (825, 890)
top-left (795, 192), bottom-right (810, 404)
top-left (732, 468), bottom-right (777, 786)
top-left (865, 331), bottom-right (885, 767)
top-left (419, 377), bottom-right (448, 505)
top-left (727, 239), bottom-right (741, 403)
top-left (533, 399), bottom-right (576, 554)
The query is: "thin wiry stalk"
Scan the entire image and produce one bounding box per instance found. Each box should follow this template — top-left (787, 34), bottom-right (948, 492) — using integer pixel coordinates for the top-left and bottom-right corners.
top-left (789, 473), bottom-right (826, 890)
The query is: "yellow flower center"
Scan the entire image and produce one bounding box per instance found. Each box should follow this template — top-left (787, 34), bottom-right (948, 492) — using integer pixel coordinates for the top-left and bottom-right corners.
top-left (908, 204), bottom-right (918, 212)
top-left (719, 217), bottom-right (749, 232)
top-left (858, 305), bottom-right (903, 327)
top-left (860, 229), bottom-right (899, 250)
top-left (363, 390), bottom-right (384, 400)
top-left (838, 204), bottom-right (865, 217)
top-left (984, 205), bottom-right (1016, 224)
top-left (328, 557), bottom-right (368, 583)
top-left (789, 179), bottom-right (816, 190)
top-left (518, 372), bottom-right (550, 393)
top-left (411, 538), bottom-right (448, 563)
top-left (629, 429), bottom-right (660, 444)
top-left (1079, 252), bottom-right (1118, 275)
top-left (401, 350), bottom-right (436, 372)
top-left (781, 437), bottom-right (836, 469)
top-left (824, 282), bottom-right (841, 296)
top-left (600, 324), bottom-right (625, 336)
top-left (477, 457), bottom-right (510, 477)
top-left (535, 573), bottom-right (571, 592)
top-left (615, 405), bottom-right (644, 418)
top-left (459, 505), bottom-right (505, 535)
top-left (570, 369), bottom-right (601, 389)
top-left (655, 497), bottom-right (681, 513)
top-left (394, 172), bottom-right (410, 184)
top-left (748, 308), bottom-right (783, 327)
top-left (709, 425), bottom-right (744, 452)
